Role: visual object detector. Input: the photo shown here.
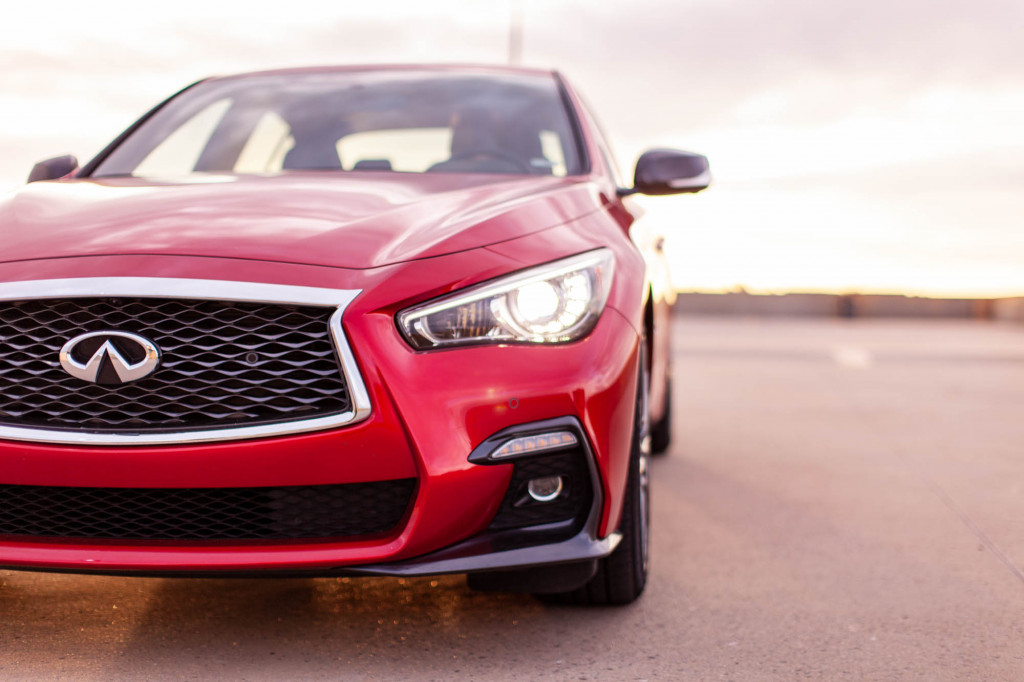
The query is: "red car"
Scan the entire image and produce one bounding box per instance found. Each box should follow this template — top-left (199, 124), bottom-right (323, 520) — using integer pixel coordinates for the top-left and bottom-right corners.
top-left (1, 65), bottom-right (708, 604)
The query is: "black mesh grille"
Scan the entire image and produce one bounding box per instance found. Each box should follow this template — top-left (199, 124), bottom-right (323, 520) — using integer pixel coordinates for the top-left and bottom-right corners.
top-left (488, 449), bottom-right (592, 531)
top-left (0, 297), bottom-right (351, 432)
top-left (0, 480), bottom-right (416, 541)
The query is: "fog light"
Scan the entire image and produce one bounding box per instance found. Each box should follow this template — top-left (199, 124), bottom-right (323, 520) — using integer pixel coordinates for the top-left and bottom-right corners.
top-left (527, 475), bottom-right (564, 502)
top-left (491, 431), bottom-right (578, 460)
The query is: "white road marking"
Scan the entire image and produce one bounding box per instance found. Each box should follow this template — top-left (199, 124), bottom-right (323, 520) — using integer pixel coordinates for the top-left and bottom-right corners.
top-left (831, 345), bottom-right (874, 368)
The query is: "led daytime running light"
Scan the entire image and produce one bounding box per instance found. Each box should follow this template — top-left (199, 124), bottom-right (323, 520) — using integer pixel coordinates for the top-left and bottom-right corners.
top-left (491, 431), bottom-right (578, 460)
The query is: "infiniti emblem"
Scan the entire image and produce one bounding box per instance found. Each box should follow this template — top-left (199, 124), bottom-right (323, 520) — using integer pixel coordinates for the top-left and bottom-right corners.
top-left (59, 331), bottom-right (161, 385)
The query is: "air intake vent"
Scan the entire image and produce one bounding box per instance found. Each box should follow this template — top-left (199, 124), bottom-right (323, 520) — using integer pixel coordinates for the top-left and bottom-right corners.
top-left (0, 480), bottom-right (417, 541)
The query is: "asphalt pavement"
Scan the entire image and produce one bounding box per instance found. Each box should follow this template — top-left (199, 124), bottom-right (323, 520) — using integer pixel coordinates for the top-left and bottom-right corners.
top-left (2, 317), bottom-right (1024, 680)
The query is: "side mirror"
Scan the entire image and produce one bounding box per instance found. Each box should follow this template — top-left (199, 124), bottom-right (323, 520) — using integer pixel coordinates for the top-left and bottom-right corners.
top-left (28, 155), bottom-right (79, 183)
top-left (622, 149), bottom-right (710, 196)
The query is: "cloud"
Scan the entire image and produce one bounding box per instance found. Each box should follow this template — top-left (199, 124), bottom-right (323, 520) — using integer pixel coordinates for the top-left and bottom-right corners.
top-left (525, 0), bottom-right (1024, 137)
top-left (3, 0), bottom-right (1021, 166)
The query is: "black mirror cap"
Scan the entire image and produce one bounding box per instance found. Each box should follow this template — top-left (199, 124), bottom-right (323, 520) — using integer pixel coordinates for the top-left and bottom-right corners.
top-left (627, 148), bottom-right (710, 196)
top-left (28, 155), bottom-right (79, 183)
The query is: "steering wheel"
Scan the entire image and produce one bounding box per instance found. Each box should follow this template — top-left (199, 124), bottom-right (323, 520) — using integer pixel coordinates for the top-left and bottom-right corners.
top-left (443, 149), bottom-right (532, 173)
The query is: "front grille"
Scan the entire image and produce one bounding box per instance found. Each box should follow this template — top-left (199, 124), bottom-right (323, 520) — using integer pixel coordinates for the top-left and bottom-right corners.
top-left (0, 479), bottom-right (416, 541)
top-left (0, 297), bottom-right (350, 433)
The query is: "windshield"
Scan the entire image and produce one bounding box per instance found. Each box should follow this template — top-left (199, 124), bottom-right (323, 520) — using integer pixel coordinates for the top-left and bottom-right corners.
top-left (90, 70), bottom-right (583, 178)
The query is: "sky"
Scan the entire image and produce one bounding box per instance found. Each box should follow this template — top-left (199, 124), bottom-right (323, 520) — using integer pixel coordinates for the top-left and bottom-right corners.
top-left (1, 0), bottom-right (1022, 297)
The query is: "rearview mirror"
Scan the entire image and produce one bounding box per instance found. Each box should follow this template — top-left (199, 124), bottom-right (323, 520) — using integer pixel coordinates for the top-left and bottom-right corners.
top-left (623, 149), bottom-right (710, 196)
top-left (28, 155), bottom-right (79, 183)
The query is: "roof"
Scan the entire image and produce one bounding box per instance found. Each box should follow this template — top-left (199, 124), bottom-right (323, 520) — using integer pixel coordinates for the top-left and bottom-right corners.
top-left (209, 63), bottom-right (557, 83)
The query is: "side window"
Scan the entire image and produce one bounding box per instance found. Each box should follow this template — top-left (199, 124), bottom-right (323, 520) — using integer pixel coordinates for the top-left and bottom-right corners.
top-left (234, 111), bottom-right (295, 173)
top-left (599, 146), bottom-right (625, 187)
top-left (577, 97), bottom-right (626, 186)
top-left (539, 131), bottom-right (568, 177)
top-left (134, 99), bottom-right (232, 177)
top-left (337, 128), bottom-right (452, 172)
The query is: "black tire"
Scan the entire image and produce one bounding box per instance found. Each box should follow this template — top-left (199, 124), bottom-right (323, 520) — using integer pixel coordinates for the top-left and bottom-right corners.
top-left (543, 357), bottom-right (650, 605)
top-left (650, 377), bottom-right (672, 455)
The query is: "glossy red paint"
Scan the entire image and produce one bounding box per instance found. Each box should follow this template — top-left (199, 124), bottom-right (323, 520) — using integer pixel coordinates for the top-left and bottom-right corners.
top-left (0, 174), bottom-right (601, 269)
top-left (0, 289), bottom-right (636, 572)
top-left (0, 243), bottom-right (641, 573)
top-left (0, 65), bottom-right (675, 580)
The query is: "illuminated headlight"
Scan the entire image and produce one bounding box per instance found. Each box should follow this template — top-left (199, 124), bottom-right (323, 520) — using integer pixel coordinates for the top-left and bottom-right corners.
top-left (397, 249), bottom-right (614, 349)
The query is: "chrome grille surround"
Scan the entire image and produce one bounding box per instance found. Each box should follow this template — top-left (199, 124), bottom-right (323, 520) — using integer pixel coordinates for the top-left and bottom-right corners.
top-left (0, 278), bottom-right (370, 445)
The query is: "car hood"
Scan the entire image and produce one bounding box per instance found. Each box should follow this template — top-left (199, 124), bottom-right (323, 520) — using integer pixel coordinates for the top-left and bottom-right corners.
top-left (0, 172), bottom-right (601, 269)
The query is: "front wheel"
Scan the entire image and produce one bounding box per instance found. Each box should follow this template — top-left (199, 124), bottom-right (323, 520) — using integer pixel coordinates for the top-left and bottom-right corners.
top-left (650, 376), bottom-right (672, 455)
top-left (544, 350), bottom-right (650, 605)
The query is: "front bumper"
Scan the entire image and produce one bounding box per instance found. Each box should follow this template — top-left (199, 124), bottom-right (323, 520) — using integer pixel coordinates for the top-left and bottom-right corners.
top-left (3, 418), bottom-right (622, 579)
top-left (0, 254), bottom-right (640, 575)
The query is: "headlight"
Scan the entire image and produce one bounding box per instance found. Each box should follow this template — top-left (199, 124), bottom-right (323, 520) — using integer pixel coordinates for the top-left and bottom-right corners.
top-left (397, 249), bottom-right (615, 349)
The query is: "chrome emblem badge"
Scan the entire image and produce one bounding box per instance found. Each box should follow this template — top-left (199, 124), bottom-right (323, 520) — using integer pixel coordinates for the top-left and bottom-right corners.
top-left (59, 331), bottom-right (161, 385)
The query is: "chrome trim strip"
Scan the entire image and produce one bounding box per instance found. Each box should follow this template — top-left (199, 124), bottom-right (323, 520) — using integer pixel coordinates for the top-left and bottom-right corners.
top-left (0, 277), bottom-right (352, 306)
top-left (0, 277), bottom-right (371, 446)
